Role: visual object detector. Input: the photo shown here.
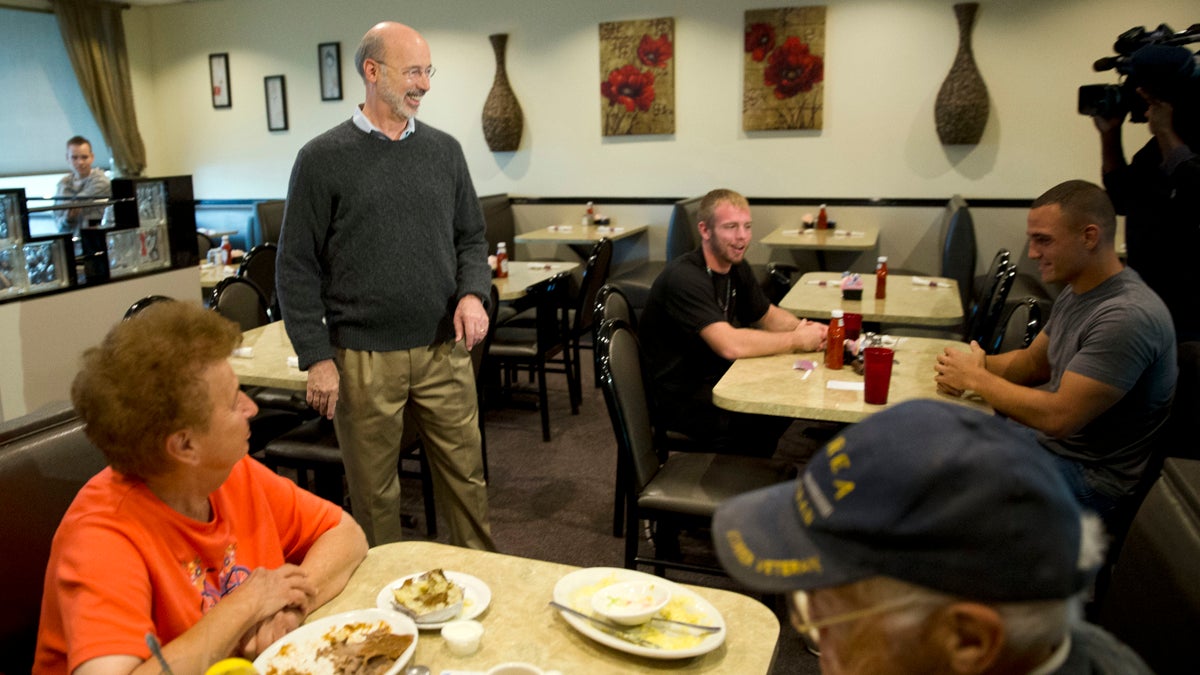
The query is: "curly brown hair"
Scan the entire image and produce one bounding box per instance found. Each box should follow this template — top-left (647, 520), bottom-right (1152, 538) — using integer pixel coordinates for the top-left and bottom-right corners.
top-left (71, 301), bottom-right (242, 480)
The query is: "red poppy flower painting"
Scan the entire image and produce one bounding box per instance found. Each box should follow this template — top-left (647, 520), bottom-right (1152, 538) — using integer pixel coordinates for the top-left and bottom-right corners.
top-left (637, 34), bottom-right (673, 68)
top-left (763, 36), bottom-right (825, 99)
top-left (743, 6), bottom-right (827, 131)
top-left (599, 17), bottom-right (675, 136)
top-left (744, 23), bottom-right (776, 62)
top-left (602, 65), bottom-right (656, 112)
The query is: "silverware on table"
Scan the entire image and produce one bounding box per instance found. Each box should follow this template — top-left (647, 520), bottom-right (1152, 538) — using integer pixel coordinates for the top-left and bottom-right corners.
top-left (548, 602), bottom-right (661, 648)
top-left (549, 600), bottom-right (721, 644)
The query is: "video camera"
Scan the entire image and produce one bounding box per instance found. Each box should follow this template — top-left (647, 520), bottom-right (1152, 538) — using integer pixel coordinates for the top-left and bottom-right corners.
top-left (1078, 23), bottom-right (1200, 122)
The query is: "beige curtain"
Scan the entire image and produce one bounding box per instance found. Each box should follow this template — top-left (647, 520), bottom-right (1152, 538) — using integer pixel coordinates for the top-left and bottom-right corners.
top-left (51, 0), bottom-right (146, 177)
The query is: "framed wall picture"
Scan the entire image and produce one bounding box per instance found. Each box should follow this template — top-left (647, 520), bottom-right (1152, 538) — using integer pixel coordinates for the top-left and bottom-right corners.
top-left (209, 53), bottom-right (231, 108)
top-left (319, 42), bottom-right (342, 101)
top-left (264, 75), bottom-right (288, 131)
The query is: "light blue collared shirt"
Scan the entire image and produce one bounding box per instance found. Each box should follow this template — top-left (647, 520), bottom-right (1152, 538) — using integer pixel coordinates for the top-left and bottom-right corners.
top-left (352, 104), bottom-right (416, 141)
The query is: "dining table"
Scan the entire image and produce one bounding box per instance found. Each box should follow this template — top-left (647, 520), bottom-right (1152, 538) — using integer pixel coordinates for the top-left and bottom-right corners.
top-left (760, 223), bottom-right (879, 271)
top-left (711, 336), bottom-right (991, 424)
top-left (780, 271), bottom-right (964, 328)
top-left (515, 223), bottom-right (648, 260)
top-left (298, 540), bottom-right (781, 674)
top-left (496, 261), bottom-right (579, 301)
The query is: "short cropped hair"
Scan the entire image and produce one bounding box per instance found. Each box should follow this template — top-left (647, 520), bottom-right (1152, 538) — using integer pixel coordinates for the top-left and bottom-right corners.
top-left (698, 188), bottom-right (750, 228)
top-left (71, 301), bottom-right (242, 481)
top-left (1031, 180), bottom-right (1117, 243)
top-left (66, 136), bottom-right (91, 149)
top-left (355, 28), bottom-right (386, 80)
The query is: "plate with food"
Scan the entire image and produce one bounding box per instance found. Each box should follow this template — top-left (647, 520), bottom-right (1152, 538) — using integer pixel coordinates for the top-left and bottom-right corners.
top-left (551, 567), bottom-right (726, 659)
top-left (252, 608), bottom-right (417, 675)
top-left (375, 568), bottom-right (492, 629)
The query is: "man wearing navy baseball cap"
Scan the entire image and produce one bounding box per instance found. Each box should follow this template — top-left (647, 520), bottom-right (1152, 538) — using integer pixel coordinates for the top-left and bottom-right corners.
top-left (713, 400), bottom-right (1151, 674)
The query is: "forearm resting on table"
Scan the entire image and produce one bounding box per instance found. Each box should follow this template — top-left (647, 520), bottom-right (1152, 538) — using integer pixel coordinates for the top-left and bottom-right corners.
top-left (300, 512), bottom-right (368, 607)
top-left (702, 322), bottom-right (811, 360)
top-left (972, 369), bottom-right (1124, 439)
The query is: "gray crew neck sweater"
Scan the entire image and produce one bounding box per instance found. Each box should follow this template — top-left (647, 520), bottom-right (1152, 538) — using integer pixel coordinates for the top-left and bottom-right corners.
top-left (276, 119), bottom-right (490, 369)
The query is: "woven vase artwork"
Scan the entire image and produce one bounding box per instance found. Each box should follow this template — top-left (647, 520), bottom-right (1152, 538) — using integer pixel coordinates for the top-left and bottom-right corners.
top-left (482, 33), bottom-right (524, 152)
top-left (935, 3), bottom-right (989, 145)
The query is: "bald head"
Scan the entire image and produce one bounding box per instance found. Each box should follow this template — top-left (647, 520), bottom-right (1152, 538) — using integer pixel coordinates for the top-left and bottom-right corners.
top-left (355, 22), bottom-right (427, 80)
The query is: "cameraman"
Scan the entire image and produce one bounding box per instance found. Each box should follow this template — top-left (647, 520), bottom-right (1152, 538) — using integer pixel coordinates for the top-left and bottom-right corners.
top-left (1093, 44), bottom-right (1200, 342)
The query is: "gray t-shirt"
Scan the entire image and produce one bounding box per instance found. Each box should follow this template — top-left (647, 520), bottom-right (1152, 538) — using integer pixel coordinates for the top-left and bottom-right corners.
top-left (1038, 267), bottom-right (1176, 498)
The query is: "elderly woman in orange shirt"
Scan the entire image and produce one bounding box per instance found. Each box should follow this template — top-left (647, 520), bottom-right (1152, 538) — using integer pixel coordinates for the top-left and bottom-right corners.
top-left (34, 301), bottom-right (367, 675)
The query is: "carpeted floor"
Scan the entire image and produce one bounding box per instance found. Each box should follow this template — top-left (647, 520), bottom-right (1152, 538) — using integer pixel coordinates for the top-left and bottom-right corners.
top-left (393, 355), bottom-right (827, 674)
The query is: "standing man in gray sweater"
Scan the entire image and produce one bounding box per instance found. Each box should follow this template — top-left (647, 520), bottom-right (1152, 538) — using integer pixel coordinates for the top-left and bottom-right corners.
top-left (277, 21), bottom-right (495, 550)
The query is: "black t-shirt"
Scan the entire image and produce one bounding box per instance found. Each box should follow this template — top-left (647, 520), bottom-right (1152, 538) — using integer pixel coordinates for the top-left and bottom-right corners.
top-left (640, 248), bottom-right (771, 400)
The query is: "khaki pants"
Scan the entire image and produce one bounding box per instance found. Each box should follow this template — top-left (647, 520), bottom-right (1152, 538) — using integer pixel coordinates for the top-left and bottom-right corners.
top-left (334, 342), bottom-right (495, 550)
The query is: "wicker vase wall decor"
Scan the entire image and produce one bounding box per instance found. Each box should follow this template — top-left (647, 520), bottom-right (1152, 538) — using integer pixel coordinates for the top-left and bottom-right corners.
top-left (482, 33), bottom-right (524, 152)
top-left (935, 3), bottom-right (989, 145)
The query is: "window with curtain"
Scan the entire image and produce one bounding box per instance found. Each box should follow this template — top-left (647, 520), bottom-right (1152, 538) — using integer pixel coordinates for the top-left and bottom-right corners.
top-left (0, 7), bottom-right (111, 176)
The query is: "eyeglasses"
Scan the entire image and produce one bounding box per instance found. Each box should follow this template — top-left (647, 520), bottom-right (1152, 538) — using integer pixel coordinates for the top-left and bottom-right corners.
top-left (790, 590), bottom-right (927, 646)
top-left (375, 60), bottom-right (436, 80)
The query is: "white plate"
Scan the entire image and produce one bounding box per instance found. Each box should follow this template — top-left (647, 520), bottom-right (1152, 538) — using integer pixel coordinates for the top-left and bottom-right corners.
top-left (253, 608), bottom-right (417, 675)
top-left (375, 570), bottom-right (492, 629)
top-left (551, 567), bottom-right (726, 660)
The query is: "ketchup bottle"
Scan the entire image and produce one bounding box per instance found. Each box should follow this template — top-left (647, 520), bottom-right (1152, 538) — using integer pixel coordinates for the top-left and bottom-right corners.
top-left (875, 256), bottom-right (888, 300)
top-left (817, 204), bottom-right (828, 230)
top-left (825, 309), bottom-right (845, 370)
top-left (220, 235), bottom-right (233, 265)
top-left (495, 242), bottom-right (509, 278)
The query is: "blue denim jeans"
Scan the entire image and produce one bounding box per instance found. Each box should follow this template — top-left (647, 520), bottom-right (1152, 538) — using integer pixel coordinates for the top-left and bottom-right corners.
top-left (1047, 452), bottom-right (1119, 517)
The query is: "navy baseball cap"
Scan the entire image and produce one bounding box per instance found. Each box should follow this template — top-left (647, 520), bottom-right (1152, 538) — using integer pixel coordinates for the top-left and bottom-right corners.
top-left (713, 400), bottom-right (1097, 601)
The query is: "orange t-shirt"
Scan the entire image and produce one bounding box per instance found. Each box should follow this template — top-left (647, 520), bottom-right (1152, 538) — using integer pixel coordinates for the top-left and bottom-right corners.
top-left (33, 456), bottom-right (343, 673)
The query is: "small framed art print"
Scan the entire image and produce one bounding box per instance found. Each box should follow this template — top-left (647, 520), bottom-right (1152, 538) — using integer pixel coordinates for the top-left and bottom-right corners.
top-left (209, 53), bottom-right (231, 108)
top-left (319, 42), bottom-right (342, 101)
top-left (264, 75), bottom-right (288, 131)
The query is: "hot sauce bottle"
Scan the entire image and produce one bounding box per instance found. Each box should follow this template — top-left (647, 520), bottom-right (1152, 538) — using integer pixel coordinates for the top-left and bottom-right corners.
top-left (817, 204), bottom-right (828, 230)
top-left (825, 309), bottom-right (845, 370)
top-left (495, 242), bottom-right (509, 278)
top-left (875, 256), bottom-right (888, 300)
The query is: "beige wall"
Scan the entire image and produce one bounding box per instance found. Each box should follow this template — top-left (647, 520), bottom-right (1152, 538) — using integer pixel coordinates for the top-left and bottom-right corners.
top-left (123, 0), bottom-right (1194, 201)
top-left (0, 268), bottom-right (200, 422)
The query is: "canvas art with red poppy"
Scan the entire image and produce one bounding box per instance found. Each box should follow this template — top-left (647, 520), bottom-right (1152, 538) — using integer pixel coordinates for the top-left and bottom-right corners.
top-left (599, 17), bottom-right (675, 136)
top-left (743, 6), bottom-right (826, 131)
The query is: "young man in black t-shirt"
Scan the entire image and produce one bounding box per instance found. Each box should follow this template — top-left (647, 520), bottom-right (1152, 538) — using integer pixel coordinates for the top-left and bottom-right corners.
top-left (641, 189), bottom-right (827, 456)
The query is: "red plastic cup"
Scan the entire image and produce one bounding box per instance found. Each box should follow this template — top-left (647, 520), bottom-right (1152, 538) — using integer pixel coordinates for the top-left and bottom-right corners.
top-left (844, 312), bottom-right (862, 341)
top-left (863, 347), bottom-right (895, 405)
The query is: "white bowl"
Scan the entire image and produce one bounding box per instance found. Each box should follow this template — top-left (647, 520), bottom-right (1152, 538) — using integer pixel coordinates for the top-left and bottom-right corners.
top-left (441, 619), bottom-right (484, 656)
top-left (590, 580), bottom-right (671, 626)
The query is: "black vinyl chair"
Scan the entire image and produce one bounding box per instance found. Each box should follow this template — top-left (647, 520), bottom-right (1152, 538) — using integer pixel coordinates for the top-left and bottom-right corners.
top-left (255, 199), bottom-right (286, 246)
top-left (262, 415), bottom-right (438, 537)
top-left (990, 296), bottom-right (1044, 353)
top-left (966, 262), bottom-right (1016, 351)
top-left (1095, 457), bottom-right (1200, 675)
top-left (123, 294), bottom-right (175, 320)
top-left (962, 249), bottom-right (1010, 340)
top-left (942, 199), bottom-right (978, 314)
top-left (594, 284), bottom-right (637, 537)
top-left (596, 319), bottom-right (797, 575)
top-left (210, 277), bottom-right (270, 332)
top-left (238, 243), bottom-right (279, 320)
top-left (567, 238), bottom-right (613, 395)
top-left (488, 272), bottom-right (578, 442)
top-left (197, 231), bottom-right (216, 257)
top-left (609, 196), bottom-right (703, 315)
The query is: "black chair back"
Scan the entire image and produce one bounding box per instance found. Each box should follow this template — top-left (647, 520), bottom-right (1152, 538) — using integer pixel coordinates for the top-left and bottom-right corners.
top-left (596, 319), bottom-right (659, 495)
top-left (595, 284), bottom-right (636, 337)
top-left (123, 295), bottom-right (176, 321)
top-left (666, 197), bottom-right (703, 261)
top-left (211, 277), bottom-right (270, 331)
top-left (991, 296), bottom-right (1043, 353)
top-left (941, 201), bottom-right (978, 312)
top-left (479, 193), bottom-right (515, 258)
top-left (966, 256), bottom-right (1016, 348)
top-left (197, 231), bottom-right (216, 256)
top-left (965, 249), bottom-right (1010, 335)
top-left (238, 243), bottom-right (279, 319)
top-left (255, 199), bottom-right (286, 245)
top-left (575, 238), bottom-right (614, 334)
